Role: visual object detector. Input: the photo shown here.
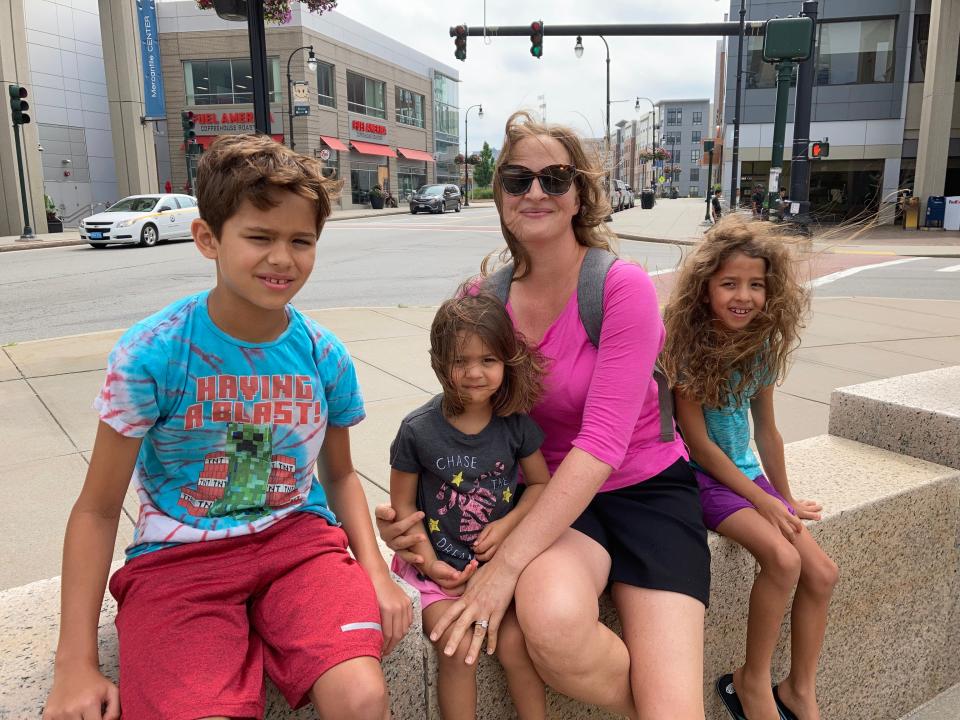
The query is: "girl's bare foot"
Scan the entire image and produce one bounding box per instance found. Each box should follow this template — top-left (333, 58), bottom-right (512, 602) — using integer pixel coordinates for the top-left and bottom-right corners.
top-left (732, 666), bottom-right (780, 720)
top-left (776, 677), bottom-right (821, 720)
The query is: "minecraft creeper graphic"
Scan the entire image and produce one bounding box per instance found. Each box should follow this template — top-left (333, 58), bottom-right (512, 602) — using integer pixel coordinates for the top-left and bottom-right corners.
top-left (208, 423), bottom-right (272, 518)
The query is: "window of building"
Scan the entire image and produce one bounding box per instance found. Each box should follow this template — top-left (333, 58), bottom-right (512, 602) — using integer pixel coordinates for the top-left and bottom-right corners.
top-left (691, 149), bottom-right (701, 163)
top-left (689, 187), bottom-right (701, 197)
top-left (347, 71), bottom-right (386, 119)
top-left (316, 61), bottom-right (335, 108)
top-left (692, 111), bottom-right (703, 124)
top-left (666, 108), bottom-right (682, 125)
top-left (395, 87), bottom-right (425, 128)
top-left (690, 167), bottom-right (700, 182)
top-left (185, 58), bottom-right (280, 105)
top-left (910, 14), bottom-right (960, 82)
top-left (691, 130), bottom-right (702, 144)
top-left (816, 19), bottom-right (896, 85)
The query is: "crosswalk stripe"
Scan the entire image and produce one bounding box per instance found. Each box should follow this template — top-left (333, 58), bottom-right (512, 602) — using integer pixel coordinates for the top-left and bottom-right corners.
top-left (809, 257), bottom-right (925, 289)
top-left (935, 263), bottom-right (960, 273)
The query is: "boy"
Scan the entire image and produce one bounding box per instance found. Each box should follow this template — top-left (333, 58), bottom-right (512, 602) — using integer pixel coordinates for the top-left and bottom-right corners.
top-left (44, 135), bottom-right (411, 720)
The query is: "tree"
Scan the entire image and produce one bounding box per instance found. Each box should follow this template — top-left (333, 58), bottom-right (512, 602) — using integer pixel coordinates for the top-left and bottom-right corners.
top-left (473, 142), bottom-right (495, 188)
top-left (196, 0), bottom-right (337, 25)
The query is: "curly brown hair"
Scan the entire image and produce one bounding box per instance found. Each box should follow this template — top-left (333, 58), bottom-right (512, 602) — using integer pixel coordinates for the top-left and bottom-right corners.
top-left (195, 134), bottom-right (341, 239)
top-left (482, 110), bottom-right (617, 279)
top-left (430, 288), bottom-right (546, 417)
top-left (661, 215), bottom-right (810, 409)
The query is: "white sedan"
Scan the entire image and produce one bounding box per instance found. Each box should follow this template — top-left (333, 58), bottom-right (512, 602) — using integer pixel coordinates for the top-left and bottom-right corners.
top-left (80, 194), bottom-right (199, 248)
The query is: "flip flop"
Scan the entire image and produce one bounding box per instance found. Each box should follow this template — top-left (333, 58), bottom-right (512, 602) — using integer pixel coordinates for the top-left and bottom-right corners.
top-left (773, 685), bottom-right (800, 720)
top-left (716, 673), bottom-right (748, 720)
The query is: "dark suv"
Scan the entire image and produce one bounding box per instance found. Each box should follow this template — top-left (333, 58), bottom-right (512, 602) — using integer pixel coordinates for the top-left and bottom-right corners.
top-left (409, 184), bottom-right (462, 214)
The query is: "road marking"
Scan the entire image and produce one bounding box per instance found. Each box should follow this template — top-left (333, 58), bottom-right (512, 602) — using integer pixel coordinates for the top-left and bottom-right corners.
top-left (832, 249), bottom-right (897, 256)
top-left (935, 263), bottom-right (960, 273)
top-left (809, 257), bottom-right (926, 289)
top-left (647, 268), bottom-right (676, 276)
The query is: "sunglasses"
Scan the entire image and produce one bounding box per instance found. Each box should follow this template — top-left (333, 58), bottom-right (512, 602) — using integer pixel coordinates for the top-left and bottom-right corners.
top-left (498, 164), bottom-right (578, 196)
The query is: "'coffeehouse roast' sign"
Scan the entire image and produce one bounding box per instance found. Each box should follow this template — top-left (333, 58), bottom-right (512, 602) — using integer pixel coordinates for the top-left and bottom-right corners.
top-left (348, 114), bottom-right (388, 141)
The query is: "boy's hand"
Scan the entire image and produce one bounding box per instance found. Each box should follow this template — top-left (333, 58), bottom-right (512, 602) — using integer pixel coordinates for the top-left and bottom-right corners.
top-left (790, 497), bottom-right (823, 521)
top-left (755, 493), bottom-right (803, 541)
top-left (369, 571), bottom-right (413, 656)
top-left (472, 518), bottom-right (514, 562)
top-left (43, 665), bottom-right (120, 720)
top-left (424, 558), bottom-right (478, 594)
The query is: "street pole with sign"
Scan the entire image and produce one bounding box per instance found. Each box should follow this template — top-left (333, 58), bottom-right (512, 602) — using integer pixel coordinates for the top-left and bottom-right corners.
top-left (787, 1), bottom-right (819, 229)
top-left (286, 45), bottom-right (316, 150)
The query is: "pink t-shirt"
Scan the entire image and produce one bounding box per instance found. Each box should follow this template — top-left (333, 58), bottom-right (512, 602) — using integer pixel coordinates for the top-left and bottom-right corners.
top-left (508, 260), bottom-right (687, 492)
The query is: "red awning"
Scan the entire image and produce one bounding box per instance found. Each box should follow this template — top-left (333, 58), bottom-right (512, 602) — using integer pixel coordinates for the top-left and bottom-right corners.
top-left (397, 147), bottom-right (435, 163)
top-left (319, 135), bottom-right (348, 152)
top-left (350, 140), bottom-right (397, 158)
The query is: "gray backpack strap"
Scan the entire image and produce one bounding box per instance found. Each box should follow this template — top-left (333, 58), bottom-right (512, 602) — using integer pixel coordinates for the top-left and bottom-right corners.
top-left (577, 247), bottom-right (616, 349)
top-left (577, 247), bottom-right (676, 443)
top-left (484, 262), bottom-right (516, 304)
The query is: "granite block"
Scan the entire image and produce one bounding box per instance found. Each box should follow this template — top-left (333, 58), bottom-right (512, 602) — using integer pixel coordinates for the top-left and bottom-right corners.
top-left (829, 366), bottom-right (960, 470)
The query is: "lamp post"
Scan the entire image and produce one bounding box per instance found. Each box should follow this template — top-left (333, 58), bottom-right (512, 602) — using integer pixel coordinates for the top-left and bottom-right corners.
top-left (729, 0), bottom-right (746, 209)
top-left (463, 104), bottom-right (483, 206)
top-left (286, 45), bottom-right (317, 151)
top-left (575, 35), bottom-right (613, 202)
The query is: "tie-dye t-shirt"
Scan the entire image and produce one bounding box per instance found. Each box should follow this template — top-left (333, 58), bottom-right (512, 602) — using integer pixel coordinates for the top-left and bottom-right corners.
top-left (95, 291), bottom-right (365, 560)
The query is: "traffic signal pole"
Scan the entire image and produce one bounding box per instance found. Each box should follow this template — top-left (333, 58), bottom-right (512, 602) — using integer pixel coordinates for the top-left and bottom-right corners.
top-left (787, 0), bottom-right (818, 229)
top-left (12, 123), bottom-right (34, 239)
top-left (246, 0), bottom-right (271, 134)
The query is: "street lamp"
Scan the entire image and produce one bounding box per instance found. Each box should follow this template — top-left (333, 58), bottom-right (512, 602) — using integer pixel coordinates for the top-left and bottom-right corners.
top-left (463, 103), bottom-right (483, 206)
top-left (575, 35), bottom-right (613, 208)
top-left (286, 45), bottom-right (317, 151)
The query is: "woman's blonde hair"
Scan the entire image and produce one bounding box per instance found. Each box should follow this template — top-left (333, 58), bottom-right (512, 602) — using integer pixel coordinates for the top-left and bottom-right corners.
top-left (661, 215), bottom-right (810, 409)
top-left (483, 110), bottom-right (617, 279)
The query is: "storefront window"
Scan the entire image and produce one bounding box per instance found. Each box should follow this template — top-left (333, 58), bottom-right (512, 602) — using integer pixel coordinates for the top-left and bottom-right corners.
top-left (317, 61), bottom-right (335, 108)
top-left (185, 58), bottom-right (280, 105)
top-left (350, 160), bottom-right (382, 204)
top-left (396, 87), bottom-right (425, 128)
top-left (398, 164), bottom-right (427, 201)
top-left (346, 71), bottom-right (386, 119)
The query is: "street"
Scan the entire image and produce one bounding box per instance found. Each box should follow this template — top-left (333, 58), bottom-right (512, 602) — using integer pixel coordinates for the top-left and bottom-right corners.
top-left (2, 207), bottom-right (959, 345)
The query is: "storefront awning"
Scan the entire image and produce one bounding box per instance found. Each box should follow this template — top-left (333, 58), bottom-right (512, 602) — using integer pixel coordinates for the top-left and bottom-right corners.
top-left (397, 147), bottom-right (435, 163)
top-left (350, 141), bottom-right (397, 158)
top-left (319, 135), bottom-right (348, 152)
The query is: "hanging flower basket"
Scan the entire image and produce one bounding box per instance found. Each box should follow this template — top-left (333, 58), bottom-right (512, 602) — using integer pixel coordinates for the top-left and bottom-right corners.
top-left (454, 153), bottom-right (465, 165)
top-left (197, 0), bottom-right (337, 25)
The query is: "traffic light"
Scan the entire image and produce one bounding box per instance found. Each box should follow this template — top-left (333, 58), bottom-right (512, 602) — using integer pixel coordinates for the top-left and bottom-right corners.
top-left (8, 84), bottom-right (30, 125)
top-left (181, 110), bottom-right (196, 144)
top-left (810, 141), bottom-right (829, 159)
top-left (530, 20), bottom-right (544, 58)
top-left (452, 25), bottom-right (467, 62)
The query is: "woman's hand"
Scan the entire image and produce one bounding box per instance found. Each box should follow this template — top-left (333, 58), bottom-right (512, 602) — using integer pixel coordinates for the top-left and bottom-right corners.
top-left (369, 569), bottom-right (413, 656)
top-left (472, 517), bottom-right (515, 562)
top-left (423, 558), bottom-right (478, 594)
top-left (755, 493), bottom-right (803, 541)
top-left (790, 497), bottom-right (823, 521)
top-left (428, 554), bottom-right (522, 665)
top-left (374, 504), bottom-right (426, 565)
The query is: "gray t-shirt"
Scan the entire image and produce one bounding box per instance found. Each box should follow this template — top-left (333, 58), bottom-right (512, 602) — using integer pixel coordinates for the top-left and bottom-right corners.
top-left (390, 395), bottom-right (544, 571)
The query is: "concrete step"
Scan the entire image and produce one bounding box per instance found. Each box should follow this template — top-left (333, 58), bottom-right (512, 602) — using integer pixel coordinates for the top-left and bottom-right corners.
top-left (899, 683), bottom-right (960, 719)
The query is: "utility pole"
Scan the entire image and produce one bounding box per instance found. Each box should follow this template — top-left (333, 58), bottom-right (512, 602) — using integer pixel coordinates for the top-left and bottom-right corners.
top-left (246, 0), bottom-right (271, 134)
top-left (787, 0), bottom-right (819, 229)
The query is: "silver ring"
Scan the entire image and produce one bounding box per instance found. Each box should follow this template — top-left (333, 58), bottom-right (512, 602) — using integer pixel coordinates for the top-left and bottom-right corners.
top-left (474, 619), bottom-right (489, 630)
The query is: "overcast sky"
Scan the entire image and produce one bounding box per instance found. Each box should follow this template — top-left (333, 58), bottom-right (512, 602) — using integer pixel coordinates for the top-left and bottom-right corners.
top-left (334, 0), bottom-right (729, 152)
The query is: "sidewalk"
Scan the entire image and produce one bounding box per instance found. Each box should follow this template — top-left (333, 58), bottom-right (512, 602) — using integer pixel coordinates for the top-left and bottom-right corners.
top-left (1, 296), bottom-right (957, 591)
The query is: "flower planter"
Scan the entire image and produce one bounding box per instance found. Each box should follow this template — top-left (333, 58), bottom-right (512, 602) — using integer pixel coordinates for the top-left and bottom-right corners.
top-left (212, 0), bottom-right (247, 21)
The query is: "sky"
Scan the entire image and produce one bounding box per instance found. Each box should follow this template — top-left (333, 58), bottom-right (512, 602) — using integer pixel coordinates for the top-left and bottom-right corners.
top-left (334, 0), bottom-right (730, 153)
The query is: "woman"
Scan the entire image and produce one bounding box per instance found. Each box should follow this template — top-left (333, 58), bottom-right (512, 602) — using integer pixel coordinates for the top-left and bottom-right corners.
top-left (378, 111), bottom-right (710, 718)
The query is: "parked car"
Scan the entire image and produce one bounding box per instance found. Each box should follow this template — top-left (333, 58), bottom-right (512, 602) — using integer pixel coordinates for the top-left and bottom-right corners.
top-left (604, 178), bottom-right (622, 213)
top-left (80, 194), bottom-right (199, 248)
top-left (622, 182), bottom-right (636, 209)
top-left (409, 184), bottom-right (462, 214)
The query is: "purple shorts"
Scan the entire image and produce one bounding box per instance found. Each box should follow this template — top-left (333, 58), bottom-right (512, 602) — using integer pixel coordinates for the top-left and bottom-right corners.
top-left (390, 555), bottom-right (461, 610)
top-left (694, 470), bottom-right (795, 531)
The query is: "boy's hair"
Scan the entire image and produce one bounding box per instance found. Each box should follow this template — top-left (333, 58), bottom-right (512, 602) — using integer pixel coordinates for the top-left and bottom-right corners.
top-left (195, 134), bottom-right (340, 239)
top-left (661, 215), bottom-right (810, 409)
top-left (430, 289), bottom-right (545, 417)
top-left (483, 110), bottom-right (618, 280)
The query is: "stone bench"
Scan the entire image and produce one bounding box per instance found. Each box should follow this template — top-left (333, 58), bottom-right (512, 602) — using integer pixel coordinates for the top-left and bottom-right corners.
top-left (3, 369), bottom-right (959, 719)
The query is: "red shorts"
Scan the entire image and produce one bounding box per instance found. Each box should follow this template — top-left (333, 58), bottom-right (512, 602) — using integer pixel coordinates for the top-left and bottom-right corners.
top-left (108, 513), bottom-right (382, 720)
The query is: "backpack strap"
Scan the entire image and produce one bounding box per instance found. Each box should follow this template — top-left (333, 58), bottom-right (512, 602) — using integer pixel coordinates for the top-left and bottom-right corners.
top-left (577, 247), bottom-right (676, 443)
top-left (484, 262), bottom-right (516, 304)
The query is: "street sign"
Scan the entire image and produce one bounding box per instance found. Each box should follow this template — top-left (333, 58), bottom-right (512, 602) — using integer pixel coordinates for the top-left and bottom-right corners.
top-left (763, 16), bottom-right (814, 62)
top-left (293, 81), bottom-right (310, 116)
top-left (318, 148), bottom-right (330, 161)
top-left (658, 175), bottom-right (665, 184)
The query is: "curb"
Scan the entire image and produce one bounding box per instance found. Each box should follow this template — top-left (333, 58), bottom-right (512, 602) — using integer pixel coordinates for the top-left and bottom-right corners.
top-left (615, 232), bottom-right (697, 246)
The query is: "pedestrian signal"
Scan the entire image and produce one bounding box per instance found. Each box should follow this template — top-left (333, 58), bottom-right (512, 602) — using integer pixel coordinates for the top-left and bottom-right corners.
top-left (8, 85), bottom-right (30, 125)
top-left (452, 25), bottom-right (467, 61)
top-left (810, 141), bottom-right (829, 159)
top-left (530, 20), bottom-right (544, 58)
